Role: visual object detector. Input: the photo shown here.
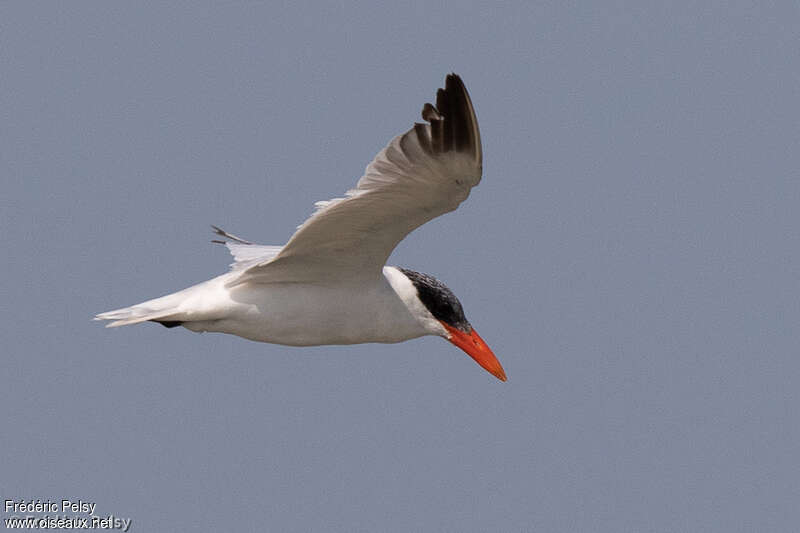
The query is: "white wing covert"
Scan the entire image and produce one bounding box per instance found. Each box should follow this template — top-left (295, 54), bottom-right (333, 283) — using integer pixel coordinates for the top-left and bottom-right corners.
top-left (230, 74), bottom-right (482, 286)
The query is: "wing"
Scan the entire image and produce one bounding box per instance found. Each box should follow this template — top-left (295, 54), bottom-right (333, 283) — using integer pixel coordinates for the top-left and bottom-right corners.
top-left (231, 73), bottom-right (482, 286)
top-left (210, 225), bottom-right (284, 271)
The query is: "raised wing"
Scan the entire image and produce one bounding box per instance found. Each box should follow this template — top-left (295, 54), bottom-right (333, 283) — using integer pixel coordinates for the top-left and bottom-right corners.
top-left (231, 73), bottom-right (482, 286)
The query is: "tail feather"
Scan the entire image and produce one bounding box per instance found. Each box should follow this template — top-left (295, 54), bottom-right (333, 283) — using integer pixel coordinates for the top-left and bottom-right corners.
top-left (97, 226), bottom-right (281, 328)
top-left (95, 273), bottom-right (232, 328)
top-left (94, 284), bottom-right (200, 328)
top-left (94, 303), bottom-right (184, 328)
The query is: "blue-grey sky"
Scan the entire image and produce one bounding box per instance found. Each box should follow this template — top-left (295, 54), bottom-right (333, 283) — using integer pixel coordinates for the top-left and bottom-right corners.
top-left (3, 2), bottom-right (798, 531)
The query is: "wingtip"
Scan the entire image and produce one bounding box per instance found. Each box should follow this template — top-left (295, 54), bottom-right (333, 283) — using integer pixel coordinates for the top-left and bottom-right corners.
top-left (209, 225), bottom-right (254, 245)
top-left (417, 73), bottom-right (481, 164)
top-left (444, 72), bottom-right (464, 87)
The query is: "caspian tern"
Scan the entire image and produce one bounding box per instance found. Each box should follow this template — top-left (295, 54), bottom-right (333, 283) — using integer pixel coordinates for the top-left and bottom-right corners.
top-left (95, 74), bottom-right (506, 381)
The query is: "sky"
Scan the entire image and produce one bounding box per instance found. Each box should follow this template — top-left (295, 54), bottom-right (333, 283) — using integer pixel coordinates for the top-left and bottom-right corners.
top-left (2, 2), bottom-right (798, 532)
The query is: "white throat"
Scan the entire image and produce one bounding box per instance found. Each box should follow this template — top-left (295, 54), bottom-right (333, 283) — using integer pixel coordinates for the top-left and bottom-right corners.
top-left (383, 266), bottom-right (449, 338)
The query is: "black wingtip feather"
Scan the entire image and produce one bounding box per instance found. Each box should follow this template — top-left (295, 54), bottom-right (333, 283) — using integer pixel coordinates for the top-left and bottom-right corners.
top-left (421, 103), bottom-right (441, 122)
top-left (416, 73), bottom-right (481, 165)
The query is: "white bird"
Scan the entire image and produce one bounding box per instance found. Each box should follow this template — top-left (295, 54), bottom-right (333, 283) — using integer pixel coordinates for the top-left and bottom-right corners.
top-left (95, 74), bottom-right (506, 381)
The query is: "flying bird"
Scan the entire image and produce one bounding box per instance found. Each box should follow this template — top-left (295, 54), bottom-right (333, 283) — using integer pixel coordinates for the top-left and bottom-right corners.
top-left (95, 74), bottom-right (506, 381)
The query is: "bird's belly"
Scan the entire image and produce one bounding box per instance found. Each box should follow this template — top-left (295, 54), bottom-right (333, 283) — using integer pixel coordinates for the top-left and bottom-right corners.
top-left (185, 281), bottom-right (426, 346)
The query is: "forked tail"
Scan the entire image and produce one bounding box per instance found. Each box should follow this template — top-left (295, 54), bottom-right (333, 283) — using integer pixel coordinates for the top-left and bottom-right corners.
top-left (96, 225), bottom-right (276, 328)
top-left (94, 287), bottom-right (192, 328)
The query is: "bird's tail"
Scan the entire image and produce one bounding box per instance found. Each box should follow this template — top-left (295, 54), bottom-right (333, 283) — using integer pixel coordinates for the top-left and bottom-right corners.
top-left (94, 289), bottom-right (191, 328)
top-left (94, 273), bottom-right (230, 328)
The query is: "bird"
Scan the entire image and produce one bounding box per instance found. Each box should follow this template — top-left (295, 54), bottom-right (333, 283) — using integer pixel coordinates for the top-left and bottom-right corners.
top-left (95, 73), bottom-right (507, 382)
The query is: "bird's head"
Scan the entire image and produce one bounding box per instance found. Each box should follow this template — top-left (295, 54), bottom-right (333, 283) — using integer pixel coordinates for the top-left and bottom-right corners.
top-left (395, 268), bottom-right (507, 382)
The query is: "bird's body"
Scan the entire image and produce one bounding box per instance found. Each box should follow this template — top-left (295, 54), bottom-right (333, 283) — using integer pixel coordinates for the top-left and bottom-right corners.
top-left (97, 74), bottom-right (507, 381)
top-left (147, 267), bottom-right (436, 346)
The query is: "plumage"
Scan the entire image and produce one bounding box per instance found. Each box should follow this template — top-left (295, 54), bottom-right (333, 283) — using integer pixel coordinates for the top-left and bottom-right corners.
top-left (96, 74), bottom-right (506, 381)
